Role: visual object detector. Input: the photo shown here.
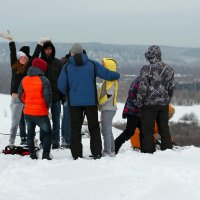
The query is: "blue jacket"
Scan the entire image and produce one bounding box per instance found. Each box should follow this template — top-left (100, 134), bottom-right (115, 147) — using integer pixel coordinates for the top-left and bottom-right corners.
top-left (58, 54), bottom-right (120, 106)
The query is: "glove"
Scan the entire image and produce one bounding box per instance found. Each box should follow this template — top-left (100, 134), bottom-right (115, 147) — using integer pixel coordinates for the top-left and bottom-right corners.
top-left (38, 36), bottom-right (51, 46)
top-left (0, 30), bottom-right (13, 41)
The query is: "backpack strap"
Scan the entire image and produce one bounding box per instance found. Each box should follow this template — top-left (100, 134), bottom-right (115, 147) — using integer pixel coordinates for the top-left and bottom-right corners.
top-left (88, 60), bottom-right (98, 105)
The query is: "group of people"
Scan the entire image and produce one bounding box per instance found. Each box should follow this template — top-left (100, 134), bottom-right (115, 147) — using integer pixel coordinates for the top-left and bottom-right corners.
top-left (0, 30), bottom-right (174, 160)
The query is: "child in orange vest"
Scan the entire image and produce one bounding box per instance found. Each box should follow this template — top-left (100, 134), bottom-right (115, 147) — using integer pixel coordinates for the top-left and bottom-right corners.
top-left (18, 58), bottom-right (52, 160)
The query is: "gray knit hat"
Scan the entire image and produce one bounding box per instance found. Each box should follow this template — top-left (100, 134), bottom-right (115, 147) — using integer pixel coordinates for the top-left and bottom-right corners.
top-left (70, 43), bottom-right (83, 54)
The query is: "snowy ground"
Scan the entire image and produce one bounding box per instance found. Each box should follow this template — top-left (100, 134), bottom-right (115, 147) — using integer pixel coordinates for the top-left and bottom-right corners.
top-left (1, 94), bottom-right (200, 200)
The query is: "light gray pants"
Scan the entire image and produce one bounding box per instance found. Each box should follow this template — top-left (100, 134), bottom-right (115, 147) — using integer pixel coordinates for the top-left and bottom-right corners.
top-left (9, 97), bottom-right (24, 145)
top-left (101, 110), bottom-right (116, 154)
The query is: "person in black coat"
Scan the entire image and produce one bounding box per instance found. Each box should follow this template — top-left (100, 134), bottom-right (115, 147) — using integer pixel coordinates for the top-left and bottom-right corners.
top-left (40, 41), bottom-right (63, 149)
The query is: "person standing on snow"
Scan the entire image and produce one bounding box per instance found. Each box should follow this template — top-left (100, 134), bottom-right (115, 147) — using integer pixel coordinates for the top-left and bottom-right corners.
top-left (18, 58), bottom-right (52, 160)
top-left (0, 30), bottom-right (48, 147)
top-left (58, 43), bottom-right (120, 160)
top-left (60, 53), bottom-right (71, 149)
top-left (98, 58), bottom-right (119, 157)
top-left (138, 45), bottom-right (174, 153)
top-left (114, 76), bottom-right (144, 154)
top-left (40, 41), bottom-right (63, 149)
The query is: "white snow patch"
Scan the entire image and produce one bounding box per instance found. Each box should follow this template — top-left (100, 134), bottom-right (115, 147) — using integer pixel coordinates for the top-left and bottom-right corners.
top-left (1, 94), bottom-right (200, 200)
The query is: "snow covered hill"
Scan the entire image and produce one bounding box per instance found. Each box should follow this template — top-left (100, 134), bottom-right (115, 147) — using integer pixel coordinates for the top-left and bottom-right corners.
top-left (1, 42), bottom-right (200, 66)
top-left (1, 93), bottom-right (200, 200)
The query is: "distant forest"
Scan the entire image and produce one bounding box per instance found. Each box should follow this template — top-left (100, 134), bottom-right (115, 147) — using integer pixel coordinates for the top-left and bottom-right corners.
top-left (1, 63), bottom-right (200, 105)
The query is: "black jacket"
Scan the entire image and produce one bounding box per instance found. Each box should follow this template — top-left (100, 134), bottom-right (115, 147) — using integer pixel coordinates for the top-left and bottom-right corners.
top-left (41, 41), bottom-right (63, 102)
top-left (9, 42), bottom-right (42, 94)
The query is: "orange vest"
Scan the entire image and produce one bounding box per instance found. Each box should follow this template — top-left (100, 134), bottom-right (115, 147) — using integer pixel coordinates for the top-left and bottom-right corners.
top-left (22, 76), bottom-right (48, 116)
top-left (130, 104), bottom-right (174, 148)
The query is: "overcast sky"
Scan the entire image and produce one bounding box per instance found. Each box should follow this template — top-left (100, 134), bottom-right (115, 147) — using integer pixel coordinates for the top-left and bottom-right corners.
top-left (0, 0), bottom-right (200, 47)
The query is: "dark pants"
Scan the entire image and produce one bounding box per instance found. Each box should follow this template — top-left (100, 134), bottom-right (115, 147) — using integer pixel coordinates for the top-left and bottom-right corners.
top-left (61, 100), bottom-right (71, 145)
top-left (69, 106), bottom-right (102, 159)
top-left (25, 115), bottom-right (52, 155)
top-left (40, 101), bottom-right (61, 146)
top-left (19, 112), bottom-right (27, 139)
top-left (114, 115), bottom-right (141, 153)
top-left (141, 105), bottom-right (172, 153)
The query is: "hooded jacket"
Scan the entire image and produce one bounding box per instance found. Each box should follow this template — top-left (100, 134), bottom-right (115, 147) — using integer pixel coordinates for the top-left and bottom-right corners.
top-left (41, 41), bottom-right (63, 102)
top-left (98, 58), bottom-right (118, 111)
top-left (137, 45), bottom-right (175, 106)
top-left (58, 53), bottom-right (120, 106)
top-left (18, 67), bottom-right (52, 116)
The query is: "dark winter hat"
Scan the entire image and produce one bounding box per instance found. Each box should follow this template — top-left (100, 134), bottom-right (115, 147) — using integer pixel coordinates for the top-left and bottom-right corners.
top-left (145, 45), bottom-right (162, 62)
top-left (20, 46), bottom-right (30, 58)
top-left (43, 41), bottom-right (54, 49)
top-left (41, 41), bottom-right (55, 59)
top-left (70, 43), bottom-right (83, 54)
top-left (32, 58), bottom-right (47, 72)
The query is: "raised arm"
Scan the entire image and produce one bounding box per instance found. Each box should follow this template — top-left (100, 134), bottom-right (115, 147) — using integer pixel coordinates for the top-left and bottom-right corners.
top-left (29, 36), bottom-right (50, 64)
top-left (9, 41), bottom-right (17, 66)
top-left (0, 30), bottom-right (16, 66)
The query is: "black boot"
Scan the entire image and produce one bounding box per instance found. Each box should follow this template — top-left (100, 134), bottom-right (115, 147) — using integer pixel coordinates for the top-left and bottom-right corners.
top-left (30, 153), bottom-right (38, 160)
top-left (42, 154), bottom-right (52, 160)
top-left (93, 154), bottom-right (102, 160)
top-left (73, 156), bottom-right (83, 160)
top-left (20, 137), bottom-right (27, 146)
top-left (52, 144), bottom-right (60, 149)
top-left (114, 133), bottom-right (126, 154)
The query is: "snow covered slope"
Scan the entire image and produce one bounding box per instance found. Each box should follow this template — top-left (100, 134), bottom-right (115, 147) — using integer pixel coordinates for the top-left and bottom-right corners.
top-left (1, 94), bottom-right (200, 200)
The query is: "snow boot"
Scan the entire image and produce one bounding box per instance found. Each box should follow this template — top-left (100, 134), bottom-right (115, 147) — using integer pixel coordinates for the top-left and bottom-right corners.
top-left (20, 137), bottom-right (27, 146)
top-left (30, 153), bottom-right (38, 160)
top-left (52, 144), bottom-right (60, 149)
top-left (93, 154), bottom-right (102, 160)
top-left (42, 154), bottom-right (52, 160)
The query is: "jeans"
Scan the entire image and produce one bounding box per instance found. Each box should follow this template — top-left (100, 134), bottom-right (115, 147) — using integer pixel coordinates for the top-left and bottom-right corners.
top-left (40, 101), bottom-right (61, 146)
top-left (9, 97), bottom-right (24, 145)
top-left (61, 100), bottom-right (71, 145)
top-left (25, 115), bottom-right (52, 155)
